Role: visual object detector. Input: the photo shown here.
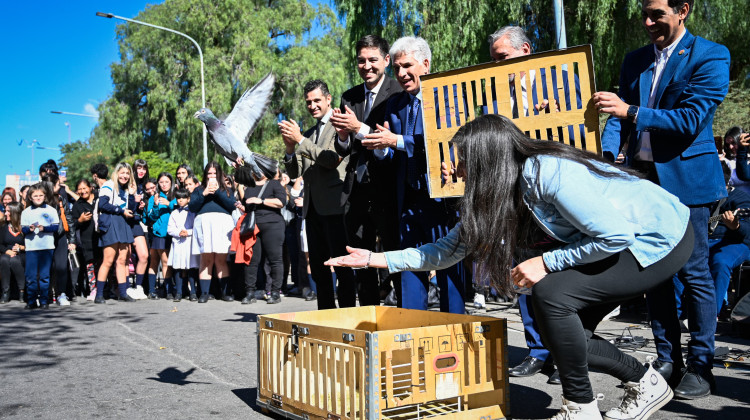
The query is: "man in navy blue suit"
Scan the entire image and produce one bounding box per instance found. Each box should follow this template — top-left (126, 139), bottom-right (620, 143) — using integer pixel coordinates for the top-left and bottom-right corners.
top-left (363, 36), bottom-right (466, 314)
top-left (595, 0), bottom-right (730, 400)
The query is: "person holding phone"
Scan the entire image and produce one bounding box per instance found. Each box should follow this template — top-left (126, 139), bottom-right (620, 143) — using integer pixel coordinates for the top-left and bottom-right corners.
top-left (188, 162), bottom-right (237, 302)
top-left (72, 179), bottom-right (99, 300)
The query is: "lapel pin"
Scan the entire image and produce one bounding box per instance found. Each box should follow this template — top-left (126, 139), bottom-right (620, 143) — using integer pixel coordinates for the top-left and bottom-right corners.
top-left (678, 49), bottom-right (685, 55)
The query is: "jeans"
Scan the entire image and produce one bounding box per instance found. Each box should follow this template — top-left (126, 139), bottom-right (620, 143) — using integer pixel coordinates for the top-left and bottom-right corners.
top-left (532, 225), bottom-right (693, 403)
top-left (25, 250), bottom-right (54, 305)
top-left (647, 207), bottom-right (716, 373)
top-left (708, 239), bottom-right (750, 314)
top-left (519, 293), bottom-right (551, 361)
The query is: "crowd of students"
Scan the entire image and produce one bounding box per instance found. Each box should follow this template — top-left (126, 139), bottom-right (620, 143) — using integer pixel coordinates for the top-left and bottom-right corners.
top-left (0, 158), bottom-right (312, 309)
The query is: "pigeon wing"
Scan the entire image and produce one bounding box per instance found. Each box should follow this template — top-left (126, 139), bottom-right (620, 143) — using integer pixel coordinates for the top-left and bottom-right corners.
top-left (224, 72), bottom-right (275, 145)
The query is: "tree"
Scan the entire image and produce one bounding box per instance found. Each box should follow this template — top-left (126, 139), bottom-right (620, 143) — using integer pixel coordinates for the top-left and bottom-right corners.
top-left (127, 151), bottom-right (180, 179)
top-left (333, 0), bottom-right (749, 91)
top-left (68, 0), bottom-right (350, 179)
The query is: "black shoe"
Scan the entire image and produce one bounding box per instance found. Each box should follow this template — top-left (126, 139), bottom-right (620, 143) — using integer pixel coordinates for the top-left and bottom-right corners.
top-left (651, 359), bottom-right (674, 382)
top-left (94, 296), bottom-right (106, 304)
top-left (267, 292), bottom-right (281, 304)
top-left (304, 291), bottom-right (317, 301)
top-left (165, 293), bottom-right (174, 301)
top-left (198, 294), bottom-right (209, 303)
top-left (0, 292), bottom-right (9, 303)
top-left (189, 294), bottom-right (198, 302)
top-left (173, 296), bottom-right (181, 302)
top-left (24, 302), bottom-right (38, 310)
top-left (508, 356), bottom-right (546, 377)
top-left (547, 368), bottom-right (561, 385)
top-left (40, 303), bottom-right (49, 309)
top-left (241, 296), bottom-right (257, 304)
top-left (148, 293), bottom-right (159, 300)
top-left (222, 295), bottom-right (234, 302)
top-left (119, 295), bottom-right (136, 302)
top-left (674, 366), bottom-right (715, 400)
top-left (208, 294), bottom-right (216, 300)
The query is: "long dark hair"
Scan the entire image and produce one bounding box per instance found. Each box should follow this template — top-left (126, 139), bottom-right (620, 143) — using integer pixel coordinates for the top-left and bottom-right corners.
top-left (176, 164), bottom-right (194, 188)
top-left (202, 161), bottom-right (230, 196)
top-left (6, 202), bottom-right (22, 232)
top-left (133, 159), bottom-right (150, 186)
top-left (453, 114), bottom-right (635, 295)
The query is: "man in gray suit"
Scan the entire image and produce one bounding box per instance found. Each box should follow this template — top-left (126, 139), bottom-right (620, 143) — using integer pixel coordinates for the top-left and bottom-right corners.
top-left (279, 80), bottom-right (355, 309)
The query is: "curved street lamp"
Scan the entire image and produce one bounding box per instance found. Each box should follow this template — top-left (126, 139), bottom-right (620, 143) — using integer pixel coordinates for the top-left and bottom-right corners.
top-left (96, 11), bottom-right (208, 167)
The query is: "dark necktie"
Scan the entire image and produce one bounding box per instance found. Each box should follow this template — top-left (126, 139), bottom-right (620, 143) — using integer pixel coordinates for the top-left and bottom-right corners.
top-left (363, 91), bottom-right (374, 122)
top-left (314, 120), bottom-right (322, 144)
top-left (406, 96), bottom-right (421, 189)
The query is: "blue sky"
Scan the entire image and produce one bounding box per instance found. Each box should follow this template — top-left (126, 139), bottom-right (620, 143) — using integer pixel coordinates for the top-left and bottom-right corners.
top-left (0, 1), bottom-right (164, 185)
top-left (0, 0), bottom-right (336, 188)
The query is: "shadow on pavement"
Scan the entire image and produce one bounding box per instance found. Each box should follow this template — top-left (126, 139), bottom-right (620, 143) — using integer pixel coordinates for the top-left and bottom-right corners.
top-left (147, 367), bottom-right (210, 385)
top-left (224, 312), bottom-right (259, 323)
top-left (232, 387), bottom-right (258, 410)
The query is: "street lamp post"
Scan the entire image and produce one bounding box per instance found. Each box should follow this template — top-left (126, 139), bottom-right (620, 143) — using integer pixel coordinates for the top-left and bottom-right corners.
top-left (96, 11), bottom-right (208, 168)
top-left (50, 110), bottom-right (99, 118)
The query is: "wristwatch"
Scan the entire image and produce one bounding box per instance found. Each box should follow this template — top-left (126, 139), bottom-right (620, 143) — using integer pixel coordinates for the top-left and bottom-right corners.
top-left (626, 105), bottom-right (639, 122)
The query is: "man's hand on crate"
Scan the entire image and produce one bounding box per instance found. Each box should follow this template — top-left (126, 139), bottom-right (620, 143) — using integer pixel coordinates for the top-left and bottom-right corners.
top-left (325, 246), bottom-right (387, 269)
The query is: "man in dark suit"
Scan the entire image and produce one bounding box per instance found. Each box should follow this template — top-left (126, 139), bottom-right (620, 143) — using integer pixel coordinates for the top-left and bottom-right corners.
top-left (279, 80), bottom-right (355, 310)
top-left (364, 36), bottom-right (467, 314)
top-left (330, 35), bottom-right (402, 306)
top-left (595, 0), bottom-right (730, 400)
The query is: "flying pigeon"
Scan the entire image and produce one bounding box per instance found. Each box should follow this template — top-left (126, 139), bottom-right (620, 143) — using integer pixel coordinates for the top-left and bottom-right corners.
top-left (194, 72), bottom-right (275, 178)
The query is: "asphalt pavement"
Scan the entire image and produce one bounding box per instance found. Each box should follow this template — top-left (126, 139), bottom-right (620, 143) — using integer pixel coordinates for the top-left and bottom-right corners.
top-left (0, 295), bottom-right (748, 419)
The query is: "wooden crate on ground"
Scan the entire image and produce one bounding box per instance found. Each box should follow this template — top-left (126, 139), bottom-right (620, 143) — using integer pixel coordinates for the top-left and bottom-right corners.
top-left (256, 306), bottom-right (508, 419)
top-left (420, 45), bottom-right (600, 198)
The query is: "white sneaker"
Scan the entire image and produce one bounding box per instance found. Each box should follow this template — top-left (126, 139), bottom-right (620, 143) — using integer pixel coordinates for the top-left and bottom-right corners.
top-left (473, 293), bottom-right (486, 309)
top-left (126, 287), bottom-right (137, 299)
top-left (603, 364), bottom-right (673, 420)
top-left (57, 293), bottom-right (71, 306)
top-left (550, 397), bottom-right (603, 420)
top-left (133, 285), bottom-right (148, 300)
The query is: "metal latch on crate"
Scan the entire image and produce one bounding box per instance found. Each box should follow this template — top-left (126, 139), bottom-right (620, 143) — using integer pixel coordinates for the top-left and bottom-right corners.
top-left (290, 325), bottom-right (309, 354)
top-left (475, 325), bottom-right (491, 333)
top-left (270, 394), bottom-right (283, 408)
top-left (394, 333), bottom-right (412, 342)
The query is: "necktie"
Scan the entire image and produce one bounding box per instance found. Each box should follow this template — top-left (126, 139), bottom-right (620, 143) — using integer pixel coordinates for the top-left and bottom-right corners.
top-left (406, 96), bottom-right (419, 135)
top-left (363, 91), bottom-right (374, 122)
top-left (406, 96), bottom-right (420, 189)
top-left (314, 120), bottom-right (322, 144)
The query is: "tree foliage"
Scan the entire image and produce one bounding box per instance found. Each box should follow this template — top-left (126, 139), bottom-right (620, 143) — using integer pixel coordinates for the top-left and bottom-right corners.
top-left (70, 0), bottom-right (349, 179)
top-left (333, 0), bottom-right (749, 91)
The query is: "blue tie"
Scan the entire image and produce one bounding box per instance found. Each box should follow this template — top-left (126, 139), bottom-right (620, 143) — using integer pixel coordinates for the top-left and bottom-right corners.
top-left (406, 96), bottom-right (419, 135)
top-left (406, 96), bottom-right (420, 189)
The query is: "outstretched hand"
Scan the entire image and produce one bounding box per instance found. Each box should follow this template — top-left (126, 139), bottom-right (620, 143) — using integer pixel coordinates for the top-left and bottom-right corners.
top-left (325, 246), bottom-right (387, 269)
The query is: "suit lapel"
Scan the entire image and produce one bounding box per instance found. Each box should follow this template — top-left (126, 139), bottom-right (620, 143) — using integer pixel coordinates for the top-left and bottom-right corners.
top-left (653, 31), bottom-right (694, 107)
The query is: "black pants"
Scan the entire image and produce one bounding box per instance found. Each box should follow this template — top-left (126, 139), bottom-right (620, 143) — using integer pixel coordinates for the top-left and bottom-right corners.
top-left (0, 253), bottom-right (25, 293)
top-left (244, 219), bottom-right (285, 294)
top-left (344, 186), bottom-right (381, 306)
top-left (53, 235), bottom-right (70, 297)
top-left (306, 202), bottom-right (355, 309)
top-left (531, 224), bottom-right (694, 403)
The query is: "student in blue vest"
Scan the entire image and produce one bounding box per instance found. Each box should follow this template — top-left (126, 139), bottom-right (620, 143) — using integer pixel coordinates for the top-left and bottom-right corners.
top-left (146, 172), bottom-right (177, 299)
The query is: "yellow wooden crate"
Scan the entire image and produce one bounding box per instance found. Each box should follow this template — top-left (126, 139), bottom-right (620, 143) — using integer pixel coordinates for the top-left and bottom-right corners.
top-left (420, 45), bottom-right (600, 198)
top-left (256, 306), bottom-right (508, 419)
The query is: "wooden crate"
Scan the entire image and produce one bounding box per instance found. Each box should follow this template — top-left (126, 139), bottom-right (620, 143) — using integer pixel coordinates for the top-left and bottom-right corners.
top-left (256, 307), bottom-right (508, 419)
top-left (420, 45), bottom-right (600, 198)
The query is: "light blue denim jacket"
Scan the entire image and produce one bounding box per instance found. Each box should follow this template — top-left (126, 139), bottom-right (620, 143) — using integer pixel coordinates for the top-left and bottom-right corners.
top-left (385, 155), bottom-right (690, 274)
